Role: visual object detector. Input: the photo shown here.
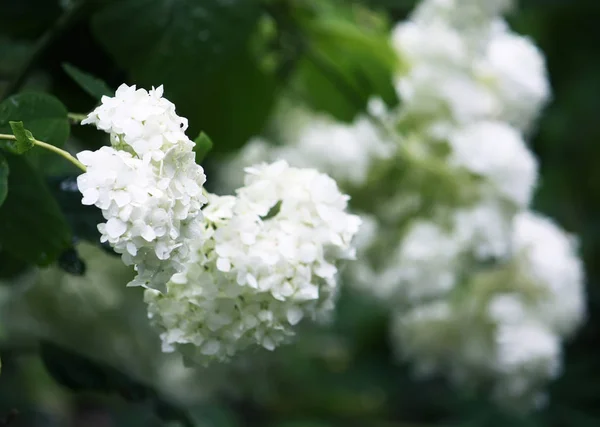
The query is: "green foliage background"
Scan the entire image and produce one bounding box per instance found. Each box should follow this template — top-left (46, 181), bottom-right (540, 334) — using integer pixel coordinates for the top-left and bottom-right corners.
top-left (0, 0), bottom-right (599, 426)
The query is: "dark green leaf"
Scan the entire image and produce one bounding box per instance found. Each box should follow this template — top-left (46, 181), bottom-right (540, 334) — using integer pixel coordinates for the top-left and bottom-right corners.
top-left (7, 121), bottom-right (35, 154)
top-left (92, 0), bottom-right (274, 152)
top-left (62, 63), bottom-right (114, 101)
top-left (0, 153), bottom-right (71, 265)
top-left (0, 92), bottom-right (69, 148)
top-left (0, 0), bottom-right (61, 38)
top-left (47, 175), bottom-right (104, 243)
top-left (194, 131), bottom-right (213, 163)
top-left (41, 341), bottom-right (193, 426)
top-left (0, 250), bottom-right (29, 279)
top-left (40, 340), bottom-right (150, 396)
top-left (92, 0), bottom-right (261, 83)
top-left (0, 152), bottom-right (7, 207)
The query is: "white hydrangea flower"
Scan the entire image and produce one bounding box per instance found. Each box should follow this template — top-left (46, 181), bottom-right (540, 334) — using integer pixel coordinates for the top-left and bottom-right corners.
top-left (476, 29), bottom-right (551, 131)
top-left (82, 84), bottom-right (192, 162)
top-left (391, 2), bottom-right (547, 132)
top-left (388, 209), bottom-right (586, 407)
top-left (145, 161), bottom-right (361, 363)
top-left (413, 0), bottom-right (514, 37)
top-left (392, 20), bottom-right (497, 124)
top-left (447, 121), bottom-right (538, 207)
top-left (493, 321), bottom-right (560, 405)
top-left (453, 199), bottom-right (514, 260)
top-left (391, 21), bottom-right (469, 69)
top-left (217, 109), bottom-right (393, 193)
top-left (512, 211), bottom-right (586, 336)
top-left (377, 220), bottom-right (462, 302)
top-left (372, 198), bottom-right (512, 304)
top-left (277, 114), bottom-right (392, 188)
top-left (78, 84), bottom-right (207, 291)
top-left (486, 294), bottom-right (562, 405)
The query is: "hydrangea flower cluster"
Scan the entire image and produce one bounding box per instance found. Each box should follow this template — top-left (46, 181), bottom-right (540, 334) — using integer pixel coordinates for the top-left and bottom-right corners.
top-left (78, 87), bottom-right (361, 361)
top-left (393, 0), bottom-right (548, 132)
top-left (77, 84), bottom-right (207, 291)
top-left (216, 104), bottom-right (392, 194)
top-left (212, 0), bottom-right (585, 408)
top-left (376, 0), bottom-right (582, 407)
top-left (145, 161), bottom-right (361, 363)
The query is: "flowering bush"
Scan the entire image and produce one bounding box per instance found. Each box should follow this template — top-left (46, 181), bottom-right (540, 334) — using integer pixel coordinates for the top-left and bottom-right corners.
top-left (0, 0), bottom-right (596, 425)
top-left (217, 0), bottom-right (585, 408)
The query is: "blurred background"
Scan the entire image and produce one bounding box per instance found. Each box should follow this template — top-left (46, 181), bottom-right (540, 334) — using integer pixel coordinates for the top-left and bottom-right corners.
top-left (0, 0), bottom-right (600, 426)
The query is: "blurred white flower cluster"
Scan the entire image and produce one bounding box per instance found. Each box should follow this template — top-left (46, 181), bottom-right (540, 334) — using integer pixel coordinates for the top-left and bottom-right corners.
top-left (214, 0), bottom-right (585, 408)
top-left (78, 84), bottom-right (207, 291)
top-left (77, 85), bottom-right (360, 362)
top-left (381, 0), bottom-right (584, 408)
top-left (145, 161), bottom-right (361, 363)
top-left (216, 107), bottom-right (392, 193)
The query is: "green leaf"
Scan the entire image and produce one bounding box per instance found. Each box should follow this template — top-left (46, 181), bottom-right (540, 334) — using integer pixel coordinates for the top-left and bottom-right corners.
top-left (194, 131), bottom-right (213, 163)
top-left (0, 152), bottom-right (7, 207)
top-left (294, 16), bottom-right (398, 121)
top-left (47, 175), bottom-right (104, 243)
top-left (7, 121), bottom-right (35, 154)
top-left (0, 93), bottom-right (70, 174)
top-left (41, 341), bottom-right (194, 427)
top-left (0, 93), bottom-right (70, 148)
top-left (0, 250), bottom-right (30, 279)
top-left (62, 63), bottom-right (114, 100)
top-left (92, 0), bottom-right (261, 83)
top-left (0, 153), bottom-right (71, 266)
top-left (41, 340), bottom-right (149, 396)
top-left (92, 0), bottom-right (274, 152)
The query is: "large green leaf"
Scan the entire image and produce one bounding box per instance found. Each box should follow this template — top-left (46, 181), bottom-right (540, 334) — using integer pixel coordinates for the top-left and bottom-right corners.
top-left (0, 153), bottom-right (71, 265)
top-left (0, 92), bottom-right (71, 175)
top-left (0, 92), bottom-right (69, 148)
top-left (92, 0), bottom-right (260, 82)
top-left (91, 0), bottom-right (273, 151)
top-left (189, 52), bottom-right (278, 153)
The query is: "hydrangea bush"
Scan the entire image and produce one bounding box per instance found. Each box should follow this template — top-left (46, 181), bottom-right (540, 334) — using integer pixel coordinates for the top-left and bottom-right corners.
top-left (0, 0), bottom-right (591, 423)
top-left (217, 0), bottom-right (586, 408)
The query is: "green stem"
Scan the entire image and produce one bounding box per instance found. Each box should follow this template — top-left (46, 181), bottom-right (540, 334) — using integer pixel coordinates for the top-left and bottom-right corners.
top-left (1, 1), bottom-right (88, 99)
top-left (67, 112), bottom-right (88, 124)
top-left (0, 134), bottom-right (86, 172)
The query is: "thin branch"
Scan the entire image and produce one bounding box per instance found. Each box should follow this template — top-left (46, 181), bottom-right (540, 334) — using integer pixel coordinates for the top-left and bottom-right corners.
top-left (0, 134), bottom-right (86, 172)
top-left (68, 112), bottom-right (88, 124)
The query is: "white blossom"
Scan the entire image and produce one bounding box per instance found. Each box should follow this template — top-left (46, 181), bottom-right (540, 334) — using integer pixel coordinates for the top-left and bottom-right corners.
top-left (145, 161), bottom-right (361, 363)
top-left (476, 28), bottom-right (551, 131)
top-left (392, 20), bottom-right (496, 124)
top-left (217, 109), bottom-right (393, 193)
top-left (377, 220), bottom-right (462, 302)
top-left (82, 84), bottom-right (192, 162)
top-left (388, 210), bottom-right (586, 407)
top-left (413, 0), bottom-right (513, 37)
top-left (512, 211), bottom-right (586, 336)
top-left (78, 84), bottom-right (207, 291)
top-left (447, 121), bottom-right (538, 207)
